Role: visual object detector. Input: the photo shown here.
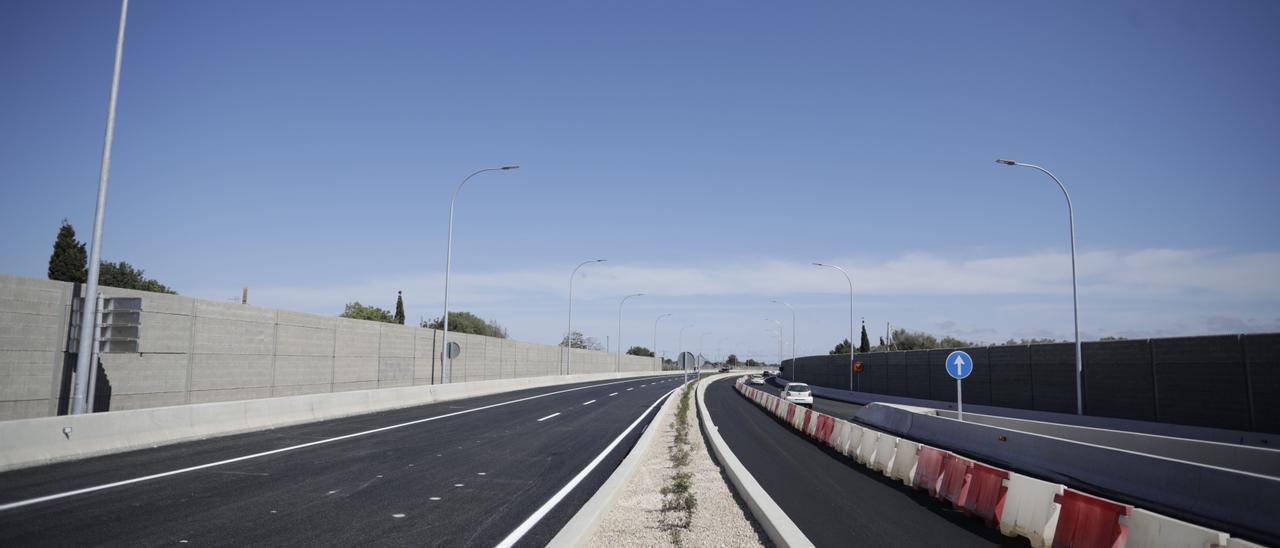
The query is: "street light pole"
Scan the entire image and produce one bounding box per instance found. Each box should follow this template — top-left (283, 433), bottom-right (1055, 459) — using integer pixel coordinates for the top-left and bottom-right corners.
top-left (678, 324), bottom-right (694, 384)
top-left (565, 259), bottom-right (606, 375)
top-left (442, 165), bottom-right (519, 384)
top-left (814, 262), bottom-right (855, 392)
top-left (72, 0), bottom-right (130, 415)
top-left (997, 159), bottom-right (1084, 415)
top-left (616, 293), bottom-right (644, 372)
top-left (771, 299), bottom-right (797, 378)
top-left (653, 313), bottom-right (672, 372)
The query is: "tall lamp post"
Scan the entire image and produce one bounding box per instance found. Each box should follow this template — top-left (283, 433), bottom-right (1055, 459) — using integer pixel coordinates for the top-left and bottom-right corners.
top-left (653, 313), bottom-right (672, 371)
top-left (71, 0), bottom-right (130, 415)
top-left (616, 293), bottom-right (645, 372)
top-left (564, 259), bottom-right (606, 375)
top-left (770, 299), bottom-right (797, 378)
top-left (441, 166), bottom-right (519, 383)
top-left (814, 262), bottom-right (856, 392)
top-left (997, 159), bottom-right (1083, 415)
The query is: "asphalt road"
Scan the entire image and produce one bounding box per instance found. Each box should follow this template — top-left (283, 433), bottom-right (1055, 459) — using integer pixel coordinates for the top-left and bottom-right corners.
top-left (750, 377), bottom-right (864, 420)
top-left (0, 375), bottom-right (680, 547)
top-left (705, 377), bottom-right (1026, 548)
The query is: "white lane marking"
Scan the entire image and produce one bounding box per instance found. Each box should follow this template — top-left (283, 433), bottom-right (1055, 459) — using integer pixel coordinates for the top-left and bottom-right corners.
top-left (582, 400), bottom-right (596, 406)
top-left (537, 413), bottom-right (561, 422)
top-left (454, 484), bottom-right (464, 487)
top-left (626, 388), bottom-right (633, 391)
top-left (477, 472), bottom-right (486, 476)
top-left (392, 513), bottom-right (405, 518)
top-left (0, 377), bottom-right (656, 513)
top-left (608, 392), bottom-right (618, 396)
top-left (496, 387), bottom-right (675, 548)
top-left (429, 497), bottom-right (441, 501)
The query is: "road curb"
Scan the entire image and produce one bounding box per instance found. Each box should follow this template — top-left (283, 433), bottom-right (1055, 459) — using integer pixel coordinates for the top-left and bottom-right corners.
top-left (547, 379), bottom-right (683, 547)
top-left (697, 374), bottom-right (814, 548)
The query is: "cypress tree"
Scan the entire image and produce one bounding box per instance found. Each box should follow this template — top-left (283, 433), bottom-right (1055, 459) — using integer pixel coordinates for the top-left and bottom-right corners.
top-left (48, 220), bottom-right (87, 283)
top-left (393, 291), bottom-right (405, 325)
top-left (859, 320), bottom-right (871, 353)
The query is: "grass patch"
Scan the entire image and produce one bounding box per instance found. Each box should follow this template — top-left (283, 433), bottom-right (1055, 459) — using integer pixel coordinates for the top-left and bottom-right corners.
top-left (660, 380), bottom-right (700, 545)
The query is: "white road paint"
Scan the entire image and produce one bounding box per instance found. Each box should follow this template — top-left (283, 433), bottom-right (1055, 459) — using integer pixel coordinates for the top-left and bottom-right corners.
top-left (537, 413), bottom-right (561, 422)
top-left (0, 376), bottom-right (667, 513)
top-left (608, 392), bottom-right (618, 397)
top-left (429, 497), bottom-right (441, 501)
top-left (582, 400), bottom-right (596, 406)
top-left (454, 484), bottom-right (464, 487)
top-left (392, 513), bottom-right (405, 518)
top-left (626, 388), bottom-right (633, 391)
top-left (495, 387), bottom-right (676, 548)
top-left (477, 472), bottom-right (486, 476)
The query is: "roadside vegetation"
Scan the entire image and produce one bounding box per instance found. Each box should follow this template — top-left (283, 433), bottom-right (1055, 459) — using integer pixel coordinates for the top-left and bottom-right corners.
top-left (660, 379), bottom-right (699, 545)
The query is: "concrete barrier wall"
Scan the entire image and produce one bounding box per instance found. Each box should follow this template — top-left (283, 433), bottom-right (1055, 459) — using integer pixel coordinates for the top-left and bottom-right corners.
top-left (0, 370), bottom-right (680, 472)
top-left (0, 274), bottom-right (658, 421)
top-left (782, 333), bottom-right (1280, 434)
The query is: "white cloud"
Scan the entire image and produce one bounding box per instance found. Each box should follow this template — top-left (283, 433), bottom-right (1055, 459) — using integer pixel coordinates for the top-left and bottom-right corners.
top-left (189, 247), bottom-right (1280, 350)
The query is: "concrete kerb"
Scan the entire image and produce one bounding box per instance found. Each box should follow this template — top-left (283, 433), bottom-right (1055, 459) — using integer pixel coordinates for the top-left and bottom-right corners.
top-left (547, 378), bottom-right (685, 547)
top-left (0, 371), bottom-right (681, 472)
top-left (698, 374), bottom-right (814, 548)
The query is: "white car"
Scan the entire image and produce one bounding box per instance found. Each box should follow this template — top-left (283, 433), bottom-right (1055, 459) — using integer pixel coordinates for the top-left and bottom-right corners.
top-left (782, 382), bottom-right (813, 407)
top-left (748, 374), bottom-right (765, 385)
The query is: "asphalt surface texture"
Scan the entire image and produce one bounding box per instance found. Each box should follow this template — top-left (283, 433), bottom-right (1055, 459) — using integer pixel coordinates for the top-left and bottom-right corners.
top-left (705, 377), bottom-right (1027, 548)
top-left (0, 375), bottom-right (681, 547)
top-left (747, 376), bottom-right (864, 420)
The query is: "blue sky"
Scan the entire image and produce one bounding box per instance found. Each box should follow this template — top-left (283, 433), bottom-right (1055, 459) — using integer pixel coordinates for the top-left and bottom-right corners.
top-left (2, 1), bottom-right (1278, 361)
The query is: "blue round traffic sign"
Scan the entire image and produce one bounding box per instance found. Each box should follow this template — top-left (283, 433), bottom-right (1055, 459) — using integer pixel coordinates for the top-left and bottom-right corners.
top-left (945, 350), bottom-right (973, 380)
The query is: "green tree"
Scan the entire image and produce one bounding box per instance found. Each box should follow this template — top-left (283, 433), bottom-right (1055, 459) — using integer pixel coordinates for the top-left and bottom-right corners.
top-left (859, 322), bottom-right (871, 353)
top-left (559, 331), bottom-right (603, 350)
top-left (1004, 337), bottom-right (1064, 345)
top-left (726, 354), bottom-right (739, 366)
top-left (393, 291), bottom-right (405, 325)
top-left (626, 346), bottom-right (654, 357)
top-left (47, 220), bottom-right (87, 283)
top-left (340, 302), bottom-right (395, 323)
top-left (938, 336), bottom-right (973, 349)
top-left (1098, 336), bottom-right (1127, 342)
top-left (889, 328), bottom-right (939, 351)
top-left (424, 311), bottom-right (508, 338)
top-left (829, 338), bottom-right (852, 355)
top-left (99, 261), bottom-right (177, 294)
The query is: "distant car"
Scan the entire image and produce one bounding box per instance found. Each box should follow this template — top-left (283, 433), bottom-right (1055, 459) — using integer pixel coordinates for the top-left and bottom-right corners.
top-left (761, 371), bottom-right (773, 378)
top-left (719, 367), bottom-right (730, 373)
top-left (749, 375), bottom-right (765, 385)
top-left (781, 382), bottom-right (813, 407)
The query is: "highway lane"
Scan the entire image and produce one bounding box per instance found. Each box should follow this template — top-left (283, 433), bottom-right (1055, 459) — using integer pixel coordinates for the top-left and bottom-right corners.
top-left (705, 377), bottom-right (1026, 547)
top-left (750, 377), bottom-right (864, 420)
top-left (0, 374), bottom-right (681, 547)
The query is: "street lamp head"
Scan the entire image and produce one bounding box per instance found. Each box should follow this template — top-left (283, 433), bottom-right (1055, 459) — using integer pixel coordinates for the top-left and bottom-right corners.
top-left (594, 259), bottom-right (607, 263)
top-left (996, 159), bottom-right (1017, 166)
top-left (812, 262), bottom-right (827, 267)
top-left (500, 165), bottom-right (520, 170)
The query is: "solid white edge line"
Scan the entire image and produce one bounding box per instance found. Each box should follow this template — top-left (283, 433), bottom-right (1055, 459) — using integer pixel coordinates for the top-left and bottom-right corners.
top-left (537, 413), bottom-right (561, 422)
top-left (495, 387), bottom-right (677, 548)
top-left (0, 375), bottom-right (669, 513)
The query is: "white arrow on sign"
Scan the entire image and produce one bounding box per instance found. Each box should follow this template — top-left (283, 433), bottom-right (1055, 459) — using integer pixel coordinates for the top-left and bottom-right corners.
top-left (954, 355), bottom-right (965, 369)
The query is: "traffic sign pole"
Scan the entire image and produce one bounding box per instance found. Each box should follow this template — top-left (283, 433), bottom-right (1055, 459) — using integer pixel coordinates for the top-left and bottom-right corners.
top-left (945, 350), bottom-right (973, 423)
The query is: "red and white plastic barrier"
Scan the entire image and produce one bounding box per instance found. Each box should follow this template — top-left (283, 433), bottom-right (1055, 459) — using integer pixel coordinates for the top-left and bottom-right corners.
top-left (732, 377), bottom-right (1256, 548)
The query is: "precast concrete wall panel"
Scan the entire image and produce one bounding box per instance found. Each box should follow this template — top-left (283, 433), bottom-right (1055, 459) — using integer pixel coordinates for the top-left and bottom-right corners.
top-left (865, 352), bottom-right (887, 394)
top-left (1152, 335), bottom-right (1251, 431)
top-left (99, 353), bottom-right (187, 396)
top-left (0, 275), bottom-right (661, 420)
top-left (1029, 343), bottom-right (1076, 413)
top-left (1083, 339), bottom-right (1156, 421)
top-left (274, 355), bottom-right (334, 387)
top-left (1243, 333), bottom-right (1280, 433)
top-left (191, 354), bottom-right (273, 391)
top-left (988, 345), bottom-right (1033, 409)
